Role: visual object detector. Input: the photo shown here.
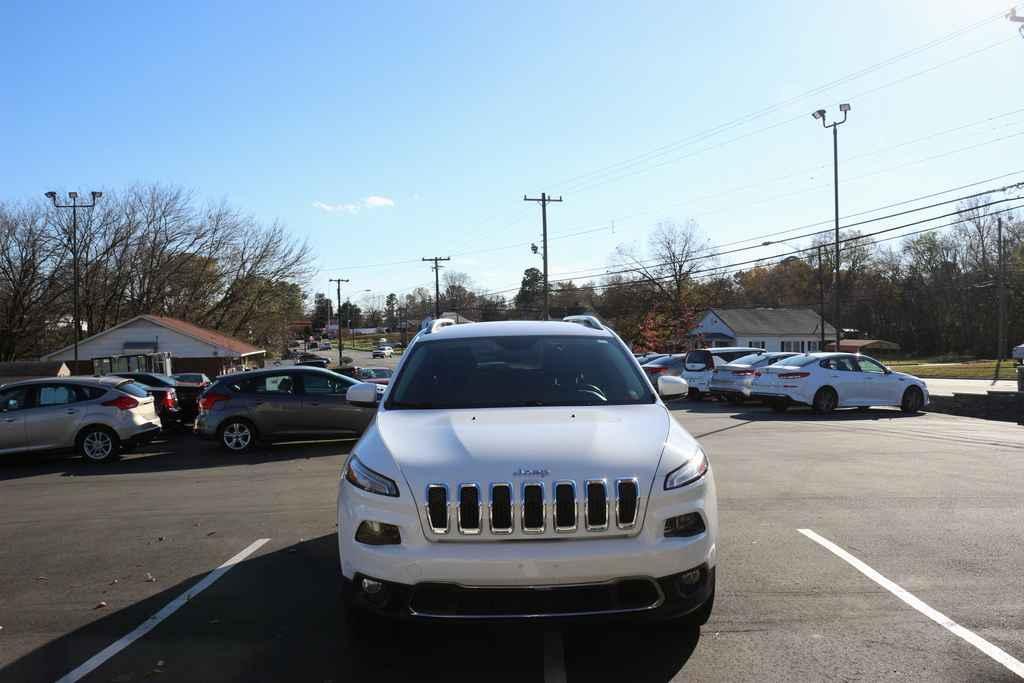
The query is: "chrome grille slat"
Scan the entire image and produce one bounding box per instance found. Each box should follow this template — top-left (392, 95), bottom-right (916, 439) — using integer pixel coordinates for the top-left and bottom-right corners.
top-left (521, 482), bottom-right (546, 533)
top-left (426, 484), bottom-right (449, 534)
top-left (458, 483), bottom-right (481, 534)
top-left (585, 479), bottom-right (608, 531)
top-left (554, 481), bottom-right (577, 532)
top-left (616, 478), bottom-right (639, 529)
top-left (489, 483), bottom-right (513, 534)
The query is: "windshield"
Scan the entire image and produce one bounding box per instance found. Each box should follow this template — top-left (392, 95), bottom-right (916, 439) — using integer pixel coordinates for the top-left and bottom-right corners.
top-left (387, 335), bottom-right (654, 409)
top-left (359, 368), bottom-right (392, 379)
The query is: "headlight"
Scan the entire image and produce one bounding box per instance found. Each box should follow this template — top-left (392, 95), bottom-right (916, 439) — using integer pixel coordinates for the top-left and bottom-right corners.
top-left (664, 447), bottom-right (708, 490)
top-left (344, 455), bottom-right (399, 497)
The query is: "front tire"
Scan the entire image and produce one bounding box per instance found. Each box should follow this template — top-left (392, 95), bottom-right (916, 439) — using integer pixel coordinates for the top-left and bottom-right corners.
top-left (77, 426), bottom-right (121, 463)
top-left (901, 386), bottom-right (924, 413)
top-left (219, 418), bottom-right (255, 453)
top-left (812, 387), bottom-right (838, 415)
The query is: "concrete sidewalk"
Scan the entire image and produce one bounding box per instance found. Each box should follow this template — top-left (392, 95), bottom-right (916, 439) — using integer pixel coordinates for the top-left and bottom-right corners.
top-left (924, 378), bottom-right (1018, 397)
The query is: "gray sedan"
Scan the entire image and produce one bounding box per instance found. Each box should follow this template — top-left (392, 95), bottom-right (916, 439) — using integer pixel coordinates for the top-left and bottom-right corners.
top-left (195, 367), bottom-right (379, 452)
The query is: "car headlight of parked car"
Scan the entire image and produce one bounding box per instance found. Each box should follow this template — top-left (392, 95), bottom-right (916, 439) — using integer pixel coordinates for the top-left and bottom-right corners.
top-left (664, 447), bottom-right (709, 490)
top-left (344, 455), bottom-right (400, 497)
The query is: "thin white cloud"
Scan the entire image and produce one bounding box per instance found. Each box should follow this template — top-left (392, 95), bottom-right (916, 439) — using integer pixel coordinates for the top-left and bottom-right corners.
top-left (313, 196), bottom-right (395, 215)
top-left (364, 195), bottom-right (395, 208)
top-left (312, 201), bottom-right (359, 214)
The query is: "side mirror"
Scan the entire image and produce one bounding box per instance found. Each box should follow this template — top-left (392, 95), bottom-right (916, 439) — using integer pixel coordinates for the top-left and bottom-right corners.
top-left (658, 375), bottom-right (689, 398)
top-left (346, 383), bottom-right (379, 408)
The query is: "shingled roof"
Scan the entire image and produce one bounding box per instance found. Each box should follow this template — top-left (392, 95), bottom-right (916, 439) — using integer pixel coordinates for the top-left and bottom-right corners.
top-left (710, 307), bottom-right (836, 337)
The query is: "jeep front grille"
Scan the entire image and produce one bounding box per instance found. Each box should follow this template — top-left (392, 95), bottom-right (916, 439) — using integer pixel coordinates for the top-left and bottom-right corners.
top-left (423, 478), bottom-right (644, 539)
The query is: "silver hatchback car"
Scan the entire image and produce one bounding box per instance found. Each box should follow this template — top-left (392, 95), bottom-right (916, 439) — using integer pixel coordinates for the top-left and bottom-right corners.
top-left (0, 377), bottom-right (162, 462)
top-left (195, 367), bottom-right (379, 452)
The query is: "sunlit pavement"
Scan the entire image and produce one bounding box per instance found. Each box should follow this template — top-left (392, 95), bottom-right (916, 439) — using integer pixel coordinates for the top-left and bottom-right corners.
top-left (0, 404), bottom-right (1021, 682)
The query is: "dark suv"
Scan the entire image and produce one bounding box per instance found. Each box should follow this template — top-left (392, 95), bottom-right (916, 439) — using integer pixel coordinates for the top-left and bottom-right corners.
top-left (194, 367), bottom-right (379, 452)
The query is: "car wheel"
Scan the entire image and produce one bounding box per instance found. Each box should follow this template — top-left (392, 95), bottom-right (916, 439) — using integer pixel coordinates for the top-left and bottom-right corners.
top-left (901, 386), bottom-right (924, 413)
top-left (77, 426), bottom-right (121, 463)
top-left (219, 419), bottom-right (255, 453)
top-left (769, 400), bottom-right (788, 413)
top-left (812, 387), bottom-right (838, 414)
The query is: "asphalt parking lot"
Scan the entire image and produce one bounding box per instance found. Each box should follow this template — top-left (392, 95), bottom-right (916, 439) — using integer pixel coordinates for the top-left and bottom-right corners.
top-left (1, 402), bottom-right (1022, 682)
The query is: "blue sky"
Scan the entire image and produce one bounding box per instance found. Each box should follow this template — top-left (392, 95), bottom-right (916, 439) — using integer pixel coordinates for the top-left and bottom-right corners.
top-left (4, 0), bottom-right (1022, 308)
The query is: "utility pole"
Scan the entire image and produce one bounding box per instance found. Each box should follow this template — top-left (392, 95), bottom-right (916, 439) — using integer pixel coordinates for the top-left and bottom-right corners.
top-left (524, 192), bottom-right (563, 320)
top-left (997, 217), bottom-right (1007, 363)
top-left (812, 104), bottom-right (850, 350)
top-left (328, 277), bottom-right (349, 363)
top-left (45, 191), bottom-right (102, 366)
top-left (817, 245), bottom-right (826, 349)
top-left (422, 256), bottom-right (451, 319)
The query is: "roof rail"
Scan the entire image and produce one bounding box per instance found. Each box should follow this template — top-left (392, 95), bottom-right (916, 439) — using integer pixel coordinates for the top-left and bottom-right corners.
top-left (427, 318), bottom-right (456, 334)
top-left (562, 315), bottom-right (606, 331)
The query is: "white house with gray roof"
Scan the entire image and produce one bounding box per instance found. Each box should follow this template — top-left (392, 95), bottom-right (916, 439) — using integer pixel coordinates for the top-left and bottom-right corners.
top-left (690, 307), bottom-right (835, 353)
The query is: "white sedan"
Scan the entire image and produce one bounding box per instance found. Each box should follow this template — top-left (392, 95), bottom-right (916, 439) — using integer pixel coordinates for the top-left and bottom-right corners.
top-left (749, 352), bottom-right (929, 414)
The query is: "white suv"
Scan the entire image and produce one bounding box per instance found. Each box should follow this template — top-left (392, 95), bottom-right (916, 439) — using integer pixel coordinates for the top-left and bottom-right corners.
top-left (337, 317), bottom-right (717, 623)
top-left (681, 347), bottom-right (765, 399)
top-left (371, 345), bottom-right (394, 358)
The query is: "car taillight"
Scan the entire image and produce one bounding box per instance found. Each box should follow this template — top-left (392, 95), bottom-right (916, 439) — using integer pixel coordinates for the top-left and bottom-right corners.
top-left (199, 392), bottom-right (230, 411)
top-left (163, 390), bottom-right (177, 409)
top-left (647, 367), bottom-right (667, 374)
top-left (732, 370), bottom-right (755, 376)
top-left (102, 395), bottom-right (139, 410)
top-left (777, 372), bottom-right (811, 379)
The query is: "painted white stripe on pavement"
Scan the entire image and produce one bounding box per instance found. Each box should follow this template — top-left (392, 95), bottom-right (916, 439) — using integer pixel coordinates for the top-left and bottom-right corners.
top-left (55, 538), bottom-right (270, 683)
top-left (798, 528), bottom-right (1024, 679)
top-left (543, 630), bottom-right (567, 683)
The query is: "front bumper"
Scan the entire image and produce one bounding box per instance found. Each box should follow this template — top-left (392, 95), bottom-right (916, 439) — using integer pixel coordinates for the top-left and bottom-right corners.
top-left (343, 565), bottom-right (714, 622)
top-left (337, 471), bottom-right (718, 619)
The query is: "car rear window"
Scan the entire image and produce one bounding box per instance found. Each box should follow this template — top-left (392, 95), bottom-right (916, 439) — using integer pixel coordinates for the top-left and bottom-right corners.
top-left (684, 350), bottom-right (713, 368)
top-left (116, 381), bottom-right (150, 398)
top-left (777, 354), bottom-right (818, 367)
top-left (645, 356), bottom-right (683, 369)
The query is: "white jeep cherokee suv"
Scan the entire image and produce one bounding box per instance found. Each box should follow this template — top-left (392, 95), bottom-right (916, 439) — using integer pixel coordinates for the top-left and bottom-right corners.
top-left (337, 317), bottom-right (718, 623)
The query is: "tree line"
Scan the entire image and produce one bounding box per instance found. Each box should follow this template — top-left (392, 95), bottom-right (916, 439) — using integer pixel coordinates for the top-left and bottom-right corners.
top-left (348, 198), bottom-right (1022, 357)
top-left (0, 185), bottom-right (311, 362)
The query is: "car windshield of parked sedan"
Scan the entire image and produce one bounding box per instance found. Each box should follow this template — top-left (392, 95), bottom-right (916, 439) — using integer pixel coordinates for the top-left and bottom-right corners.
top-left (387, 335), bottom-right (655, 409)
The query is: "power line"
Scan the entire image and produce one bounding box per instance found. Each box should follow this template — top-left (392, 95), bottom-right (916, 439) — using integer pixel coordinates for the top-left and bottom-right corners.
top-left (550, 7), bottom-right (1011, 194)
top-left (479, 195), bottom-right (1024, 297)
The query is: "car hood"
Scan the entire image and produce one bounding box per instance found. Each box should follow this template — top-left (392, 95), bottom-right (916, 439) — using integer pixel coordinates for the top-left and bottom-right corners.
top-left (376, 403), bottom-right (672, 494)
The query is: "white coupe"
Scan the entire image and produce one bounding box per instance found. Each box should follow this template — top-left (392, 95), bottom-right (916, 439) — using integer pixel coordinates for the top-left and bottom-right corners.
top-left (750, 352), bottom-right (929, 413)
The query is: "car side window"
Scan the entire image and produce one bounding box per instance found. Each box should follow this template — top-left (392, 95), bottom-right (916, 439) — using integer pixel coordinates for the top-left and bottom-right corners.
top-left (250, 373), bottom-right (296, 394)
top-left (857, 358), bottom-right (886, 374)
top-left (301, 373), bottom-right (348, 395)
top-left (0, 386), bottom-right (31, 412)
top-left (821, 358), bottom-right (857, 371)
top-left (37, 384), bottom-right (79, 406)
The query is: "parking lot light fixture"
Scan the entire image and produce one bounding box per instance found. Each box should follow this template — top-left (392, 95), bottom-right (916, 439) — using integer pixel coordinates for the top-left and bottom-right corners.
top-left (45, 189), bottom-right (103, 364)
top-left (812, 105), bottom-right (851, 351)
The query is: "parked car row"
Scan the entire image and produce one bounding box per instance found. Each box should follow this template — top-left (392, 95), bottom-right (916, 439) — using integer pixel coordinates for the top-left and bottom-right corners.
top-left (639, 348), bottom-right (930, 414)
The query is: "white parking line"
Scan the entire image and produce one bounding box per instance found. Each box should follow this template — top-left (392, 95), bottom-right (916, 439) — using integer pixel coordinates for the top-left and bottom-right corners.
top-left (55, 538), bottom-right (270, 683)
top-left (543, 630), bottom-right (567, 683)
top-left (798, 528), bottom-right (1024, 679)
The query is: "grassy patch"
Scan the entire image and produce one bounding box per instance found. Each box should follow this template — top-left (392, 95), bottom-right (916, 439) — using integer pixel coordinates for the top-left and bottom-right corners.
top-left (886, 359), bottom-right (1019, 380)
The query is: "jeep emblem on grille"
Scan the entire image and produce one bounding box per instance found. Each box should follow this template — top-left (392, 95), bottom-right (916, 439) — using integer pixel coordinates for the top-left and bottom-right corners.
top-left (513, 467), bottom-right (550, 477)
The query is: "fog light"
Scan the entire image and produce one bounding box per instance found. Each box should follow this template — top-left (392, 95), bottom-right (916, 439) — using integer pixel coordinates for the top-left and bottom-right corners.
top-left (359, 576), bottom-right (390, 606)
top-left (678, 568), bottom-right (702, 585)
top-left (664, 513), bottom-right (705, 538)
top-left (355, 520), bottom-right (402, 546)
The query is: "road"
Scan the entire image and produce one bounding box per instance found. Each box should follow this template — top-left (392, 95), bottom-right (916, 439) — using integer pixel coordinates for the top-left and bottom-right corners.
top-left (0, 403), bottom-right (1021, 681)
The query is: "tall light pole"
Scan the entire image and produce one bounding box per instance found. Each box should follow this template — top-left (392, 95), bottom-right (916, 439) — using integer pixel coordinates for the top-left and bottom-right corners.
top-left (328, 277), bottom-right (349, 363)
top-left (46, 190), bottom-right (102, 365)
top-left (812, 104), bottom-right (850, 351)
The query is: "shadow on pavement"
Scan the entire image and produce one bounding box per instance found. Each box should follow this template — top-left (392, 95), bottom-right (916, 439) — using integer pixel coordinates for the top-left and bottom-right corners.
top-left (0, 433), bottom-right (355, 482)
top-left (728, 407), bottom-right (925, 422)
top-left (2, 534), bottom-right (702, 682)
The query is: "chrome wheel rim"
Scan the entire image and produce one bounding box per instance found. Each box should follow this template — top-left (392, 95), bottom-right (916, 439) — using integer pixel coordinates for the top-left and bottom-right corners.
top-left (83, 431), bottom-right (113, 460)
top-left (223, 422), bottom-right (252, 451)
